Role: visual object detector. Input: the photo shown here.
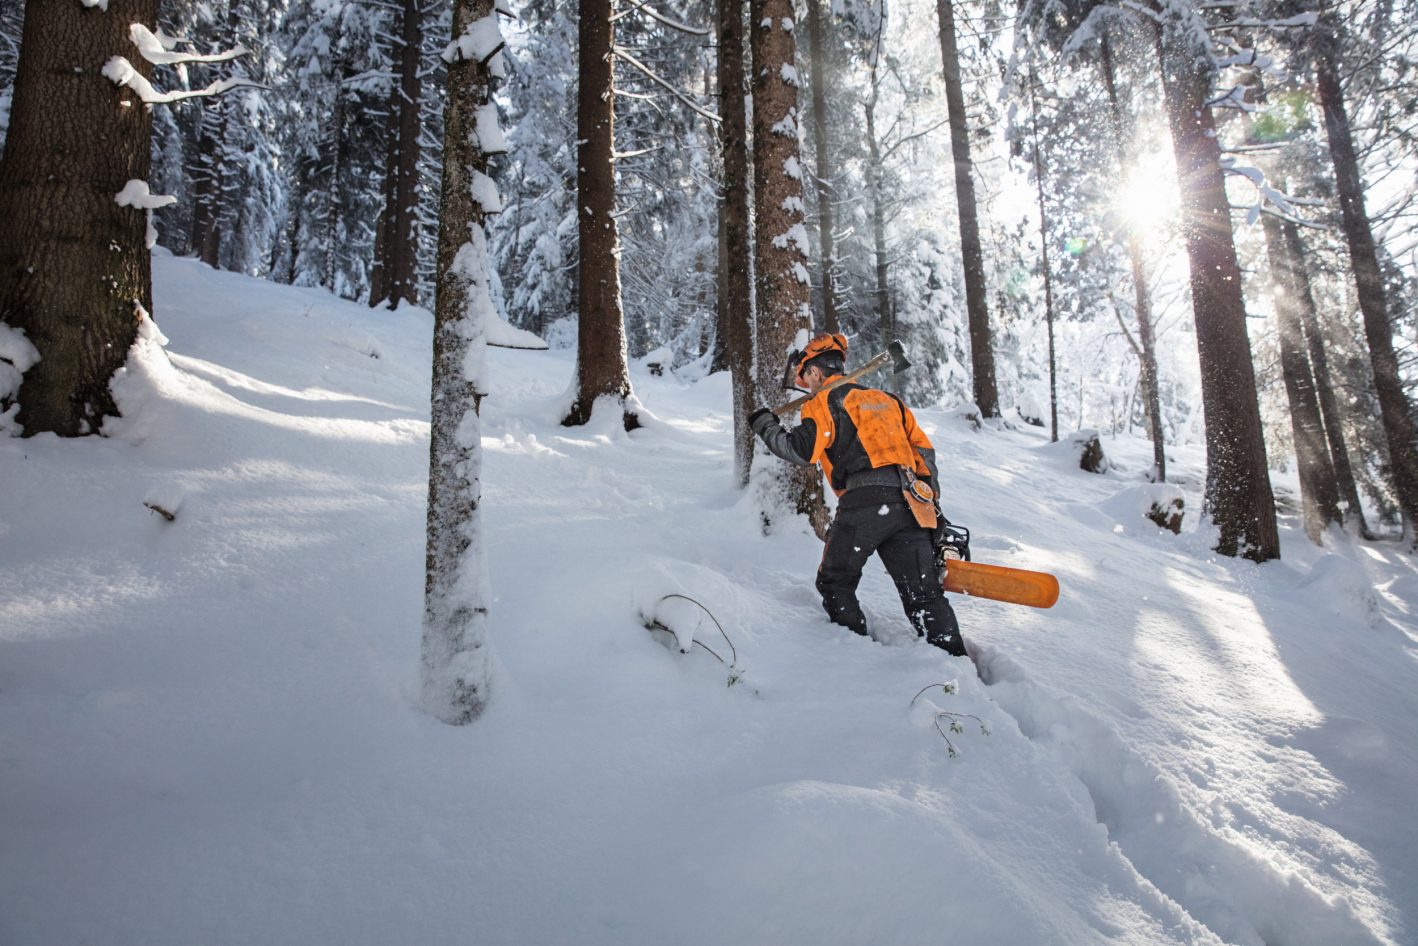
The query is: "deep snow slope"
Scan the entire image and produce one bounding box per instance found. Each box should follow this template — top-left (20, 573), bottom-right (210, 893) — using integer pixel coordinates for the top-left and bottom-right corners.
top-left (2, 256), bottom-right (1416, 946)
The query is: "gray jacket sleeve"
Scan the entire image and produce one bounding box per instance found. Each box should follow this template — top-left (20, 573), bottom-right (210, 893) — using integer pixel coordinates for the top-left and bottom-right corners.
top-left (754, 414), bottom-right (816, 466)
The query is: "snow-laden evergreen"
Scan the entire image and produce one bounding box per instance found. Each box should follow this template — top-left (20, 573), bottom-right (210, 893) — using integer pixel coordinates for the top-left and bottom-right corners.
top-left (2, 256), bottom-right (1415, 945)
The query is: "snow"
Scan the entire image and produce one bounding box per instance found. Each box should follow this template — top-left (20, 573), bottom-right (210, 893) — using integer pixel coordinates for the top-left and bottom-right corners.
top-left (102, 56), bottom-right (255, 105)
top-left (442, 14), bottom-right (506, 78)
top-left (781, 63), bottom-right (800, 86)
top-left (772, 222), bottom-right (812, 258)
top-left (0, 322), bottom-right (40, 435)
top-left (475, 102), bottom-right (507, 155)
top-left (115, 180), bottom-right (178, 249)
top-left (127, 23), bottom-right (246, 66)
top-left (78, 0), bottom-right (108, 9)
top-left (470, 168), bottom-right (503, 214)
top-left (1, 257), bottom-right (1416, 945)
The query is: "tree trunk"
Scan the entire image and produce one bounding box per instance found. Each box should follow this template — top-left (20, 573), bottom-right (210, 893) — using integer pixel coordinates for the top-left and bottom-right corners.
top-left (1099, 33), bottom-right (1165, 478)
top-left (1283, 219), bottom-right (1369, 534)
top-left (1154, 20), bottom-right (1278, 560)
top-left (935, 0), bottom-right (999, 417)
top-left (567, 0), bottom-right (636, 428)
top-left (190, 100), bottom-right (223, 268)
top-left (371, 0), bottom-right (424, 310)
top-left (751, 0), bottom-right (825, 533)
top-left (1262, 212), bottom-right (1343, 543)
top-left (1315, 24), bottom-right (1418, 542)
top-left (0, 0), bottom-right (157, 436)
top-left (322, 53), bottom-right (351, 294)
top-left (805, 0), bottom-right (839, 333)
top-left (422, 0), bottom-right (503, 724)
top-left (864, 93), bottom-right (893, 385)
top-left (1026, 71), bottom-right (1059, 443)
top-left (716, 0), bottom-right (755, 485)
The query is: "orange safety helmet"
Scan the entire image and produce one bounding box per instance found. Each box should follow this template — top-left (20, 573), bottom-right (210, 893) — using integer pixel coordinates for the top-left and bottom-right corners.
top-left (783, 333), bottom-right (848, 390)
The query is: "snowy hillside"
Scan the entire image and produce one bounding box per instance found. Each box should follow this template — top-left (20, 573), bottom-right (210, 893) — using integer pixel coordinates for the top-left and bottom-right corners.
top-left (2, 257), bottom-right (1416, 946)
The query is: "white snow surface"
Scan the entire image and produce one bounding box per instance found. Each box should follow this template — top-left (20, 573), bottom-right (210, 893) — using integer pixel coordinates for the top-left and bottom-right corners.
top-left (2, 257), bottom-right (1417, 946)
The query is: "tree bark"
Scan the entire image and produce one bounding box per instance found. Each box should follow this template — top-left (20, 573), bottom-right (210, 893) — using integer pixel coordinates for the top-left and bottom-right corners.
top-left (716, 0), bottom-right (754, 485)
top-left (751, 0), bottom-right (825, 532)
top-left (805, 0), bottom-right (839, 333)
top-left (371, 0), bottom-right (424, 310)
top-left (567, 0), bottom-right (636, 428)
top-left (1315, 24), bottom-right (1418, 542)
top-left (322, 52), bottom-right (351, 294)
top-left (1283, 219), bottom-right (1369, 534)
top-left (1154, 19), bottom-right (1278, 560)
top-left (189, 99), bottom-right (224, 268)
top-left (0, 0), bottom-right (157, 436)
top-left (423, 0), bottom-right (502, 724)
top-left (1262, 212), bottom-right (1343, 543)
top-left (864, 89), bottom-right (893, 386)
top-left (935, 0), bottom-right (999, 417)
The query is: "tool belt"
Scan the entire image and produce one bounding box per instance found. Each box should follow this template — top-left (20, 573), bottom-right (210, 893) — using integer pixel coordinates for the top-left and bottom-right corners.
top-left (843, 465), bottom-right (938, 529)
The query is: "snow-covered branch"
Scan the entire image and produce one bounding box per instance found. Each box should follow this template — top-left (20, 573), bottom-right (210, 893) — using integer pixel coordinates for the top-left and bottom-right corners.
top-left (127, 24), bottom-right (246, 67)
top-left (103, 57), bottom-right (264, 105)
top-left (611, 0), bottom-right (711, 36)
top-left (611, 45), bottom-right (721, 124)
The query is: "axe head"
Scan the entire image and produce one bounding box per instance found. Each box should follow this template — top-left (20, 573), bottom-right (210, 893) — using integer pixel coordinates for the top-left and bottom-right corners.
top-left (888, 340), bottom-right (912, 374)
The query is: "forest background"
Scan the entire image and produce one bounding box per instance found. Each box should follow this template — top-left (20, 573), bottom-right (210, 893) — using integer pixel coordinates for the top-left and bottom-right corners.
top-left (1, 0), bottom-right (1416, 634)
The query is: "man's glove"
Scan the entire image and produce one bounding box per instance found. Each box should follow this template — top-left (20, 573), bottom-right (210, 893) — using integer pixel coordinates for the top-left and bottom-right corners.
top-left (932, 519), bottom-right (971, 568)
top-left (748, 407), bottom-right (780, 437)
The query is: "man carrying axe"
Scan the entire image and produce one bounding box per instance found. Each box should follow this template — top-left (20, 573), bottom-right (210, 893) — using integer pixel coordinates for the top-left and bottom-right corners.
top-left (748, 333), bottom-right (968, 657)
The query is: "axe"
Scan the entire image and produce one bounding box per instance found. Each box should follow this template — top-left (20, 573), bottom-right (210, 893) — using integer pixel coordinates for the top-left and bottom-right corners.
top-left (773, 340), bottom-right (912, 417)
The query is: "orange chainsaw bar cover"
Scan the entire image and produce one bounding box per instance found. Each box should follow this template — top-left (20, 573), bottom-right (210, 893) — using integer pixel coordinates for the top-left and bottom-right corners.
top-left (943, 559), bottom-right (1059, 609)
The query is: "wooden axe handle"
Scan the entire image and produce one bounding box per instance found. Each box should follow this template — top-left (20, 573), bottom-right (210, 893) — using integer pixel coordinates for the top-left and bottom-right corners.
top-left (773, 349), bottom-right (893, 417)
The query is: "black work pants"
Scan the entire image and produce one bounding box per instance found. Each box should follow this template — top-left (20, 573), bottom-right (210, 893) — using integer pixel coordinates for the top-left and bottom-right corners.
top-left (815, 496), bottom-right (966, 656)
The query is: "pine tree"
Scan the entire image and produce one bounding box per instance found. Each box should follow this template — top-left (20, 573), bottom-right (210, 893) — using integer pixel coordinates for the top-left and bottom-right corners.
top-left (0, 0), bottom-right (159, 436)
top-left (422, 0), bottom-right (507, 724)
top-left (750, 0), bottom-right (825, 533)
top-left (935, 0), bottom-right (1000, 418)
top-left (566, 0), bottom-right (637, 428)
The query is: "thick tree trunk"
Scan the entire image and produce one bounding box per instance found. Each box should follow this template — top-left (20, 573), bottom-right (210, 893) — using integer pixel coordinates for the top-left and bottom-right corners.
top-left (805, 0), bottom-right (839, 333)
top-left (935, 0), bottom-right (999, 417)
top-left (1100, 34), bottom-right (1164, 477)
top-left (1154, 22), bottom-right (1278, 560)
top-left (0, 0), bottom-right (157, 436)
top-left (1262, 212), bottom-right (1343, 543)
top-left (751, 0), bottom-right (825, 532)
top-left (567, 0), bottom-right (635, 428)
top-left (1315, 26), bottom-right (1418, 542)
top-left (423, 0), bottom-right (502, 724)
top-left (1283, 219), bottom-right (1369, 534)
top-left (716, 0), bottom-right (754, 485)
top-left (371, 0), bottom-right (424, 310)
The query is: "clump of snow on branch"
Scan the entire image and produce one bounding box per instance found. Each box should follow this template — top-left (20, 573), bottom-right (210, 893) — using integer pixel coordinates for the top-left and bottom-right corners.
top-left (470, 170), bottom-right (503, 215)
top-left (784, 155), bottom-right (802, 180)
top-left (443, 14), bottom-right (506, 79)
top-left (792, 261), bottom-right (811, 285)
top-left (102, 57), bottom-right (257, 105)
top-left (78, 0), bottom-right (109, 10)
top-left (128, 24), bottom-right (245, 67)
top-left (773, 223), bottom-right (811, 258)
top-left (475, 103), bottom-right (507, 155)
top-left (781, 195), bottom-right (805, 215)
top-left (115, 180), bottom-right (177, 249)
top-left (781, 17), bottom-right (795, 31)
top-left (771, 107), bottom-right (798, 137)
top-left (780, 64), bottom-right (799, 87)
top-left (0, 323), bottom-right (40, 435)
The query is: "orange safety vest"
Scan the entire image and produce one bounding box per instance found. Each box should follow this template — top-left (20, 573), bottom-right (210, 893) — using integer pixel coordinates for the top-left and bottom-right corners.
top-left (799, 377), bottom-right (934, 496)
